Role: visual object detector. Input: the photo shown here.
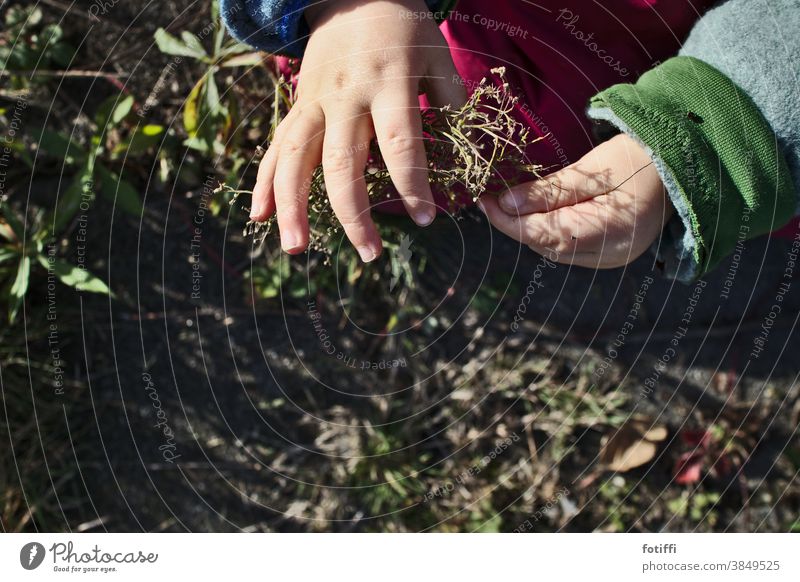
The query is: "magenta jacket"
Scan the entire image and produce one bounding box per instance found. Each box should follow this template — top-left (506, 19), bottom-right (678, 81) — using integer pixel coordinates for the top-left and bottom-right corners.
top-left (243, 0), bottom-right (715, 171)
top-left (436, 0), bottom-right (715, 170)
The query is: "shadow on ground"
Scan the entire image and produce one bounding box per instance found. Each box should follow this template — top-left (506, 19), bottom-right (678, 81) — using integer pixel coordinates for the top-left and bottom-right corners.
top-left (42, 188), bottom-right (800, 532)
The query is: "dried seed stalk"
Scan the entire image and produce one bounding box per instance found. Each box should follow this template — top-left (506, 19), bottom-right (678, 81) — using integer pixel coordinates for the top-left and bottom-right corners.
top-left (222, 67), bottom-right (541, 254)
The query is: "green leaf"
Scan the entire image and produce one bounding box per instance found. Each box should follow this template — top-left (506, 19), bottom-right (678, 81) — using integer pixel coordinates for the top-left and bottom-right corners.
top-left (97, 165), bottom-right (144, 216)
top-left (184, 76), bottom-right (205, 137)
top-left (220, 51), bottom-right (263, 68)
top-left (41, 23), bottom-right (64, 45)
top-left (212, 1), bottom-right (224, 55)
top-left (36, 255), bottom-right (111, 294)
top-left (6, 6), bottom-right (42, 29)
top-left (474, 512), bottom-right (502, 533)
top-left (154, 28), bottom-right (207, 59)
top-left (249, 261), bottom-right (291, 299)
top-left (218, 42), bottom-right (252, 57)
top-left (95, 94), bottom-right (135, 130)
top-left (36, 128), bottom-right (87, 163)
top-left (9, 254), bottom-right (30, 322)
top-left (182, 136), bottom-right (210, 154)
top-left (112, 95), bottom-right (135, 125)
top-left (205, 69), bottom-right (222, 115)
top-left (0, 132), bottom-right (33, 168)
top-left (180, 32), bottom-right (208, 59)
top-left (52, 164), bottom-right (94, 234)
top-left (113, 124), bottom-right (165, 155)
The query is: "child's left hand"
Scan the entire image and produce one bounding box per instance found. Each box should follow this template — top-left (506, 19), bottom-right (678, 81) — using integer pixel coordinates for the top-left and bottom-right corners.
top-left (478, 133), bottom-right (674, 268)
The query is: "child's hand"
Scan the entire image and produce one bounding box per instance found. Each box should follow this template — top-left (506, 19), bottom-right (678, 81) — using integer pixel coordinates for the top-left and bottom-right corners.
top-left (478, 134), bottom-right (673, 268)
top-left (251, 0), bottom-right (465, 262)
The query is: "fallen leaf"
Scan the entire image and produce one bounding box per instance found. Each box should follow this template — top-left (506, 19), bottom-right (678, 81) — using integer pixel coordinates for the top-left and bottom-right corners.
top-left (599, 418), bottom-right (669, 472)
top-left (674, 451), bottom-right (704, 485)
top-left (642, 425), bottom-right (669, 442)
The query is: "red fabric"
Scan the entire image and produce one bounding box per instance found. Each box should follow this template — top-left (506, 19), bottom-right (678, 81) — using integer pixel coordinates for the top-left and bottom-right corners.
top-left (771, 217), bottom-right (800, 240)
top-left (441, 0), bottom-right (715, 172)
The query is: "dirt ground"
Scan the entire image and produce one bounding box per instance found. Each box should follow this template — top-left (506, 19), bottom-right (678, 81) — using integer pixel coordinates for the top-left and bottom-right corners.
top-left (48, 187), bottom-right (800, 531)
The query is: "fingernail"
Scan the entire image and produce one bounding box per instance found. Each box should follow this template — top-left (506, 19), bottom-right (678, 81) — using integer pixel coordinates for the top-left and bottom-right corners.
top-left (500, 190), bottom-right (523, 212)
top-left (281, 231), bottom-right (301, 253)
top-left (414, 211), bottom-right (435, 227)
top-left (357, 244), bottom-right (379, 263)
top-left (250, 200), bottom-right (263, 220)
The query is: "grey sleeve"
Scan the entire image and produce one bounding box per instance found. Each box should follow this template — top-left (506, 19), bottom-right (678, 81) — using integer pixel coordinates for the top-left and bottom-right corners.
top-left (680, 0), bottom-right (800, 199)
top-left (589, 0), bottom-right (800, 283)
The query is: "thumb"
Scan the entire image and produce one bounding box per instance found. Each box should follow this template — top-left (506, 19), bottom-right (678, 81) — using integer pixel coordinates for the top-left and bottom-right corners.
top-left (499, 141), bottom-right (622, 215)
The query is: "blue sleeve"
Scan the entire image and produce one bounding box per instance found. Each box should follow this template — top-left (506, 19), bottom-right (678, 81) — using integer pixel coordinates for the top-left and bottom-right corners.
top-left (220, 0), bottom-right (456, 57)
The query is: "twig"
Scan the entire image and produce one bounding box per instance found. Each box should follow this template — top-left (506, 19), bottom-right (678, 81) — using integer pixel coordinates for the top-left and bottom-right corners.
top-left (0, 69), bottom-right (129, 79)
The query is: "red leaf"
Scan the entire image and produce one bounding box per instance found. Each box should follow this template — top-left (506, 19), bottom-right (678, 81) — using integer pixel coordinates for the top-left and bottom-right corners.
top-left (674, 451), bottom-right (704, 485)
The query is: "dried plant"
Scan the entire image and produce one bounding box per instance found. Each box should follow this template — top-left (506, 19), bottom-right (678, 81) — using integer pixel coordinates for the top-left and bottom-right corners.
top-left (222, 67), bottom-right (541, 254)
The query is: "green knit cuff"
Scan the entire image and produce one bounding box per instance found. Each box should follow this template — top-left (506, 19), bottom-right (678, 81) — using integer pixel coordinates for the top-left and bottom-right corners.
top-left (588, 56), bottom-right (796, 280)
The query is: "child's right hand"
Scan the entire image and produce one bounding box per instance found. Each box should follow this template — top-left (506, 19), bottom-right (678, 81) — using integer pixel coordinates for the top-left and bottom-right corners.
top-left (250, 0), bottom-right (465, 262)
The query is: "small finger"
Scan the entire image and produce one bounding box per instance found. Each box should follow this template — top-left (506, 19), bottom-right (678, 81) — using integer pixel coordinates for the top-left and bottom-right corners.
top-left (322, 109), bottom-right (382, 262)
top-left (371, 87), bottom-right (436, 226)
top-left (251, 148), bottom-right (278, 221)
top-left (273, 107), bottom-right (325, 253)
top-left (250, 114), bottom-right (294, 221)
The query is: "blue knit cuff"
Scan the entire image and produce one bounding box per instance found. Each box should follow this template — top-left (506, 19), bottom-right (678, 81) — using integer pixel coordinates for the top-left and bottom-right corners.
top-left (221, 0), bottom-right (456, 57)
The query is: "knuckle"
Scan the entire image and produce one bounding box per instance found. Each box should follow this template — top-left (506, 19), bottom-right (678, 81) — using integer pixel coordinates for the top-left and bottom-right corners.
top-left (273, 177), bottom-right (309, 205)
top-left (337, 215), bottom-right (374, 241)
top-left (523, 224), bottom-right (564, 253)
top-left (383, 132), bottom-right (421, 161)
top-left (274, 178), bottom-right (310, 201)
top-left (337, 214), bottom-right (367, 230)
top-left (322, 146), bottom-right (355, 177)
top-left (401, 194), bottom-right (423, 206)
top-left (271, 123), bottom-right (288, 144)
top-left (333, 70), bottom-right (348, 90)
top-left (369, 51), bottom-right (392, 76)
top-left (547, 176), bottom-right (568, 200)
top-left (280, 139), bottom-right (307, 158)
top-left (552, 240), bottom-right (574, 255)
top-left (257, 153), bottom-right (276, 177)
